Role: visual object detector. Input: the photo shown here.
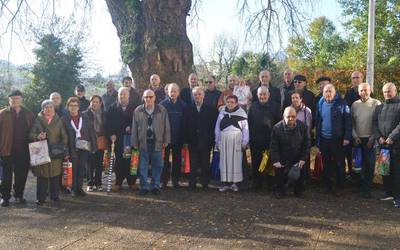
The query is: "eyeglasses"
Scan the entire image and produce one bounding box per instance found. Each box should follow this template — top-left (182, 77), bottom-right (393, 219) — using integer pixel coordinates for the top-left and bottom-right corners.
top-left (144, 96), bottom-right (154, 99)
top-left (352, 77), bottom-right (360, 79)
top-left (205, 81), bottom-right (213, 84)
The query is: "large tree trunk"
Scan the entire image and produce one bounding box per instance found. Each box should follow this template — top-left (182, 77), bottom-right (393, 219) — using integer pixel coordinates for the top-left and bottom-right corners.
top-left (105, 0), bottom-right (193, 91)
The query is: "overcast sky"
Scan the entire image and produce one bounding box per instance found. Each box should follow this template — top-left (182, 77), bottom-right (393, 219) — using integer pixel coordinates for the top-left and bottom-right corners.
top-left (0, 0), bottom-right (343, 76)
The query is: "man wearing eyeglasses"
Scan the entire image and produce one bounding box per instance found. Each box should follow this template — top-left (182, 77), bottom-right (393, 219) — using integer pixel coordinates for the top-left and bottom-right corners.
top-left (203, 75), bottom-right (222, 108)
top-left (132, 89), bottom-right (171, 196)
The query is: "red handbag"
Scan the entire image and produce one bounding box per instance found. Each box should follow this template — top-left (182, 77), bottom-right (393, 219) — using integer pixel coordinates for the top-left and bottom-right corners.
top-left (181, 148), bottom-right (190, 174)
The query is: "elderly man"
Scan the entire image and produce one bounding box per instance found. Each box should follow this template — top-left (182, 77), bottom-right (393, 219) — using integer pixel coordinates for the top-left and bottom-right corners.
top-left (316, 84), bottom-right (352, 195)
top-left (132, 89), bottom-right (171, 195)
top-left (252, 70), bottom-right (281, 107)
top-left (102, 80), bottom-right (118, 111)
top-left (50, 92), bottom-right (67, 117)
top-left (270, 107), bottom-right (310, 198)
top-left (122, 76), bottom-right (141, 109)
top-left (160, 83), bottom-right (187, 188)
top-left (204, 75), bottom-right (222, 108)
top-left (315, 76), bottom-right (332, 108)
top-left (352, 83), bottom-right (381, 198)
top-left (373, 83), bottom-right (400, 207)
top-left (74, 84), bottom-right (90, 111)
top-left (149, 74), bottom-right (165, 103)
top-left (248, 86), bottom-right (280, 190)
top-left (181, 73), bottom-right (199, 105)
top-left (217, 75), bottom-right (238, 111)
top-left (345, 71), bottom-right (364, 107)
top-left (106, 87), bottom-right (138, 191)
top-left (183, 87), bottom-right (218, 190)
top-left (0, 90), bottom-right (35, 207)
top-left (280, 69), bottom-right (294, 110)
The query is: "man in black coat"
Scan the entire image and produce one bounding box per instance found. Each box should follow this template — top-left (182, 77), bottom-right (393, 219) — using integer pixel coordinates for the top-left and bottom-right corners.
top-left (251, 70), bottom-right (281, 108)
top-left (203, 74), bottom-right (222, 108)
top-left (183, 87), bottom-right (218, 190)
top-left (248, 86), bottom-right (281, 190)
top-left (105, 87), bottom-right (138, 191)
top-left (74, 85), bottom-right (90, 112)
top-left (270, 107), bottom-right (311, 198)
top-left (279, 69), bottom-right (294, 111)
top-left (180, 73), bottom-right (199, 105)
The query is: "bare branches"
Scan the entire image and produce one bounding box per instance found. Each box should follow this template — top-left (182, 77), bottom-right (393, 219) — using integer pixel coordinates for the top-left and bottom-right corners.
top-left (237, 0), bottom-right (313, 53)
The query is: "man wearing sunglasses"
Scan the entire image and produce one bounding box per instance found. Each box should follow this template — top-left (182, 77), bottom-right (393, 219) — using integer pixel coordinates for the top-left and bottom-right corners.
top-left (132, 89), bottom-right (171, 195)
top-left (203, 75), bottom-right (222, 108)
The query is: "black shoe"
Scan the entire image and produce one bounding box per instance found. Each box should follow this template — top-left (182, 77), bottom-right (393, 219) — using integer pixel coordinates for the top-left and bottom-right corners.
top-left (78, 189), bottom-right (87, 196)
top-left (64, 187), bottom-right (72, 194)
top-left (139, 189), bottom-right (148, 196)
top-left (173, 183), bottom-right (180, 189)
top-left (151, 188), bottom-right (161, 195)
top-left (15, 197), bottom-right (27, 204)
top-left (51, 197), bottom-right (60, 202)
top-left (294, 190), bottom-right (303, 198)
top-left (35, 200), bottom-right (45, 205)
top-left (274, 190), bottom-right (285, 199)
top-left (1, 199), bottom-right (10, 207)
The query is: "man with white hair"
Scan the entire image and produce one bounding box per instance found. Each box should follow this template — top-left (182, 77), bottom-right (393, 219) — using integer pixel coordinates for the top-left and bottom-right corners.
top-left (106, 87), bottom-right (138, 191)
top-left (50, 92), bottom-right (67, 117)
top-left (181, 73), bottom-right (199, 105)
top-left (248, 86), bottom-right (280, 190)
top-left (160, 83), bottom-right (187, 188)
top-left (183, 86), bottom-right (218, 190)
top-left (102, 80), bottom-right (118, 111)
top-left (373, 82), bottom-right (400, 207)
top-left (351, 83), bottom-right (381, 198)
top-left (315, 84), bottom-right (352, 196)
top-left (252, 69), bottom-right (281, 107)
top-left (279, 69), bottom-right (294, 110)
top-left (132, 89), bottom-right (171, 195)
top-left (270, 106), bottom-right (310, 199)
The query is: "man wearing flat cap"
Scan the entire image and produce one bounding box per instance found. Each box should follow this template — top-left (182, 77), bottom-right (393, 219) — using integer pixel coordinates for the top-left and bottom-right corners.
top-left (75, 84), bottom-right (90, 111)
top-left (0, 90), bottom-right (35, 207)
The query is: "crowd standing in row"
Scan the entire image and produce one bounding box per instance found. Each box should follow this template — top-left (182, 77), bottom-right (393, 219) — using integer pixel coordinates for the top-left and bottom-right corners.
top-left (0, 70), bottom-right (399, 209)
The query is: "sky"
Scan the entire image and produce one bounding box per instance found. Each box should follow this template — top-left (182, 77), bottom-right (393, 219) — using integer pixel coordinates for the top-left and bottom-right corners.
top-left (0, 0), bottom-right (344, 76)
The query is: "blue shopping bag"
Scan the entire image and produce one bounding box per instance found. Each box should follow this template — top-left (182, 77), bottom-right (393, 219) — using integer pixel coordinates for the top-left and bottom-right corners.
top-left (352, 146), bottom-right (362, 173)
top-left (211, 151), bottom-right (220, 181)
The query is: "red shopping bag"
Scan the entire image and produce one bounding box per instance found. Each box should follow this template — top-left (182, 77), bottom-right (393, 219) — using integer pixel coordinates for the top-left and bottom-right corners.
top-left (62, 160), bottom-right (73, 188)
top-left (181, 148), bottom-right (190, 173)
top-left (312, 152), bottom-right (323, 180)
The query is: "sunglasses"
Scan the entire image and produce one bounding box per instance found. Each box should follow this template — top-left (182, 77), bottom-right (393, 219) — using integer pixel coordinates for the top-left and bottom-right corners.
top-left (144, 96), bottom-right (154, 99)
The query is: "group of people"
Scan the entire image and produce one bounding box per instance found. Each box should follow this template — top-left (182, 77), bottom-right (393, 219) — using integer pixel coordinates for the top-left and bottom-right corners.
top-left (0, 69), bottom-right (399, 209)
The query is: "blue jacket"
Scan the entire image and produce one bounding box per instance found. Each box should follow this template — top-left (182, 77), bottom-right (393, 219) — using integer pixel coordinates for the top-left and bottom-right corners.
top-left (315, 93), bottom-right (352, 146)
top-left (160, 98), bottom-right (187, 145)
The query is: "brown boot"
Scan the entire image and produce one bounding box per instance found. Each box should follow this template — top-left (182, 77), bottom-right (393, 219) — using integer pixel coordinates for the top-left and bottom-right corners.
top-left (129, 184), bottom-right (139, 191)
top-left (111, 185), bottom-right (121, 192)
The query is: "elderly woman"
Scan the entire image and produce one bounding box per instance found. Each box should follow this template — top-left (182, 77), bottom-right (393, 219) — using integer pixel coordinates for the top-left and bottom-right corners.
top-left (30, 100), bottom-right (68, 205)
top-left (290, 90), bottom-right (313, 136)
top-left (62, 97), bottom-right (97, 197)
top-left (83, 95), bottom-right (107, 192)
top-left (215, 95), bottom-right (249, 192)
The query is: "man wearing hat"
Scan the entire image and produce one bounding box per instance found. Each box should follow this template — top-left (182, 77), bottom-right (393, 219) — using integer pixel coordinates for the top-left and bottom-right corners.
top-left (284, 75), bottom-right (316, 118)
top-left (75, 84), bottom-right (90, 111)
top-left (0, 90), bottom-right (35, 207)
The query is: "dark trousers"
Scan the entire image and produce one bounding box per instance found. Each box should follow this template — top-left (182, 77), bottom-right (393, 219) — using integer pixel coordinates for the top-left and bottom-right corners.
top-left (0, 153), bottom-right (29, 200)
top-left (344, 143), bottom-right (353, 172)
top-left (274, 165), bottom-right (306, 194)
top-left (320, 137), bottom-right (346, 190)
top-left (88, 150), bottom-right (103, 187)
top-left (358, 138), bottom-right (376, 193)
top-left (250, 145), bottom-right (264, 187)
top-left (189, 148), bottom-right (211, 187)
top-left (115, 155), bottom-right (136, 186)
top-left (382, 149), bottom-right (400, 199)
top-left (162, 144), bottom-right (182, 186)
top-left (37, 176), bottom-right (60, 201)
top-left (71, 150), bottom-right (89, 192)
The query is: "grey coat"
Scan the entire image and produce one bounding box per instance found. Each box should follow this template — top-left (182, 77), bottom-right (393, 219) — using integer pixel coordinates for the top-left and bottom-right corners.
top-left (131, 104), bottom-right (171, 152)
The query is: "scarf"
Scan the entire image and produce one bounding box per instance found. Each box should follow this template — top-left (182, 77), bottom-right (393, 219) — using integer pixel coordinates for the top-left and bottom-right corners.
top-left (70, 116), bottom-right (83, 138)
top-left (91, 109), bottom-right (102, 133)
top-left (220, 106), bottom-right (247, 131)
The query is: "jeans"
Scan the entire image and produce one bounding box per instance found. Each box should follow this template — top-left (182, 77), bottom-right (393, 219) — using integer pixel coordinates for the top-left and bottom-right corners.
top-left (358, 138), bottom-right (376, 193)
top-left (139, 143), bottom-right (163, 190)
